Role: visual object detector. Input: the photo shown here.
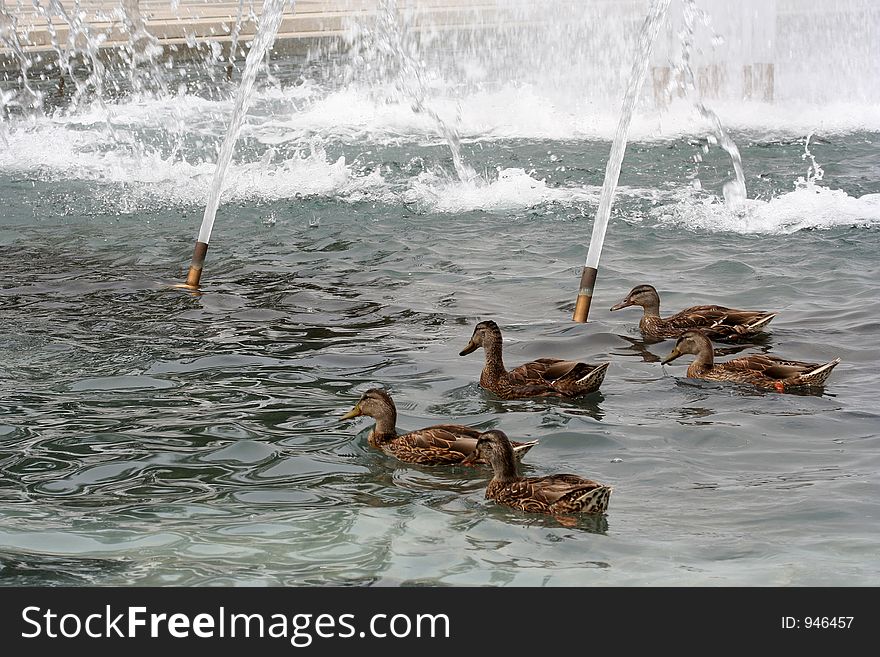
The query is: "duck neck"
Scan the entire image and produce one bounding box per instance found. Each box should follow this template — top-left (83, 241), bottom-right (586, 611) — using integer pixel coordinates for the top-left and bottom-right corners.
top-left (369, 407), bottom-right (397, 444)
top-left (689, 341), bottom-right (715, 370)
top-left (489, 447), bottom-right (519, 485)
top-left (481, 335), bottom-right (507, 382)
top-left (641, 297), bottom-right (661, 318)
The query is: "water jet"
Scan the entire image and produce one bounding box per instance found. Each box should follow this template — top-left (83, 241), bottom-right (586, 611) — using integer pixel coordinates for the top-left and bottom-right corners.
top-left (181, 0), bottom-right (290, 289)
top-left (573, 0), bottom-right (671, 323)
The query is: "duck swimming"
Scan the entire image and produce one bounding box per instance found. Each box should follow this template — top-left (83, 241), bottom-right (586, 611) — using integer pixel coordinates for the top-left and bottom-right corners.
top-left (661, 330), bottom-right (840, 392)
top-left (459, 320), bottom-right (608, 399)
top-left (461, 429), bottom-right (611, 516)
top-left (610, 284), bottom-right (776, 341)
top-left (342, 388), bottom-right (538, 465)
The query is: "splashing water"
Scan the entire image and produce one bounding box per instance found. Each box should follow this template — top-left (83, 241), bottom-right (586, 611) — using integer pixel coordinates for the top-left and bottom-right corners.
top-left (583, 0), bottom-right (672, 270)
top-left (197, 0), bottom-right (291, 245)
top-left (1, 0), bottom-right (876, 228)
top-left (346, 0), bottom-right (476, 183)
top-left (120, 0), bottom-right (165, 94)
top-left (671, 0), bottom-right (747, 207)
top-left (800, 130), bottom-right (825, 186)
top-left (31, 0), bottom-right (109, 111)
top-left (226, 0), bottom-right (257, 79)
top-left (0, 5), bottom-right (43, 131)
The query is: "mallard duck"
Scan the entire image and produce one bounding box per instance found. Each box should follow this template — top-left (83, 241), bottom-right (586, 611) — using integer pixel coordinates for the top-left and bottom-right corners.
top-left (459, 320), bottom-right (609, 399)
top-left (341, 388), bottom-right (538, 465)
top-left (610, 284), bottom-right (776, 341)
top-left (461, 430), bottom-right (611, 516)
top-left (661, 330), bottom-right (840, 392)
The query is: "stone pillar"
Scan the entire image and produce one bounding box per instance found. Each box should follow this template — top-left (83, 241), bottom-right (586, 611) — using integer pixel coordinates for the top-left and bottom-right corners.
top-left (742, 62), bottom-right (774, 101)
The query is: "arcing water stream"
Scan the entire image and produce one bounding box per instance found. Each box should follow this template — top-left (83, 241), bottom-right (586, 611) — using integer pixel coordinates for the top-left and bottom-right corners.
top-left (573, 0), bottom-right (672, 322)
top-left (186, 0), bottom-right (291, 287)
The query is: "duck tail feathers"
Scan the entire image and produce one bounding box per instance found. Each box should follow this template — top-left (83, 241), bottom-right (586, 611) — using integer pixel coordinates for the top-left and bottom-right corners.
top-left (512, 440), bottom-right (539, 454)
top-left (575, 362), bottom-right (609, 388)
top-left (574, 485), bottom-right (612, 514)
top-left (801, 358), bottom-right (841, 385)
top-left (747, 313), bottom-right (777, 330)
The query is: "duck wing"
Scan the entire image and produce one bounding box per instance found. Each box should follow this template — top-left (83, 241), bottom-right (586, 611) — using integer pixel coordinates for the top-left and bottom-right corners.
top-left (521, 474), bottom-right (605, 504)
top-left (666, 305), bottom-right (775, 331)
top-left (722, 354), bottom-right (820, 380)
top-left (391, 425), bottom-right (482, 464)
top-left (718, 353), bottom-right (840, 389)
top-left (395, 426), bottom-right (538, 463)
top-left (663, 305), bottom-right (732, 328)
top-left (489, 474), bottom-right (610, 514)
top-left (508, 358), bottom-right (579, 383)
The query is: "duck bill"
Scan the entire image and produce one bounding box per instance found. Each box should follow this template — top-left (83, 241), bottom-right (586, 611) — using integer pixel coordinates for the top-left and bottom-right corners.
top-left (341, 404), bottom-right (362, 420)
top-left (609, 298), bottom-right (633, 311)
top-left (460, 453), bottom-right (478, 467)
top-left (459, 341), bottom-right (478, 356)
top-left (661, 349), bottom-right (681, 365)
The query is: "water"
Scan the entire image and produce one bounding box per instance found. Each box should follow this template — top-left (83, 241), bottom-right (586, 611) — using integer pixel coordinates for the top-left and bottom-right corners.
top-left (0, 0), bottom-right (879, 586)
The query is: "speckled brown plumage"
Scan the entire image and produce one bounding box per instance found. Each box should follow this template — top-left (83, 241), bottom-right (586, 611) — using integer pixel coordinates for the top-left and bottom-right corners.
top-left (662, 330), bottom-right (841, 392)
top-left (459, 320), bottom-right (608, 399)
top-left (342, 388), bottom-right (538, 465)
top-left (462, 430), bottom-right (611, 516)
top-left (611, 284), bottom-right (776, 342)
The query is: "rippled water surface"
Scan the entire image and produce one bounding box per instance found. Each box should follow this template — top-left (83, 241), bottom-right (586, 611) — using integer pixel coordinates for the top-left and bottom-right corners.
top-left (2, 42), bottom-right (880, 586)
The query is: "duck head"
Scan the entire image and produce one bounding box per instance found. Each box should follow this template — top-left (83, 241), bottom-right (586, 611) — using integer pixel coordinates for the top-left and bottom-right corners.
top-left (610, 284), bottom-right (661, 313)
top-left (459, 320), bottom-right (502, 356)
top-left (342, 388), bottom-right (396, 421)
top-left (661, 330), bottom-right (713, 364)
top-left (460, 429), bottom-right (518, 478)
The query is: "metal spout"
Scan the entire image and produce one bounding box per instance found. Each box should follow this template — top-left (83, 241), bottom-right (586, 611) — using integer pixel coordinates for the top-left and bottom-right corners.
top-left (182, 240), bottom-right (209, 289)
top-left (572, 266), bottom-right (598, 323)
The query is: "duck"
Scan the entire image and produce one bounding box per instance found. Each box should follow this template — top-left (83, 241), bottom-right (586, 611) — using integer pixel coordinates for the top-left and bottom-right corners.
top-left (610, 284), bottom-right (776, 341)
top-left (461, 430), bottom-right (611, 516)
top-left (459, 320), bottom-right (609, 399)
top-left (341, 388), bottom-right (538, 465)
top-left (661, 329), bottom-right (840, 392)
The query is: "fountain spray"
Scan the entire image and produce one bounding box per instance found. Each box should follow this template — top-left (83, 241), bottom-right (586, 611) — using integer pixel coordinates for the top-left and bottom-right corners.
top-left (182, 0), bottom-right (290, 289)
top-left (573, 0), bottom-right (671, 322)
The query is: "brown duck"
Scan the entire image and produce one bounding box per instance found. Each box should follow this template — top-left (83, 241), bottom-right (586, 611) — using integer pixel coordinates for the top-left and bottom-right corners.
top-left (610, 284), bottom-right (776, 341)
top-left (661, 330), bottom-right (840, 392)
top-left (459, 320), bottom-right (609, 399)
top-left (461, 430), bottom-right (611, 516)
top-left (342, 388), bottom-right (538, 465)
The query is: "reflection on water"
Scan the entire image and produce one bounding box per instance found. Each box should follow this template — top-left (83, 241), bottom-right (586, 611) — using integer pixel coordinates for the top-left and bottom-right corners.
top-left (613, 334), bottom-right (768, 364)
top-left (614, 335), bottom-right (667, 362)
top-left (430, 387), bottom-right (606, 423)
top-left (0, 553), bottom-right (131, 586)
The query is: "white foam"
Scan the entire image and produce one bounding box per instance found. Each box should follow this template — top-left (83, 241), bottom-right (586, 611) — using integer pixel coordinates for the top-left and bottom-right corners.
top-left (241, 84), bottom-right (880, 142)
top-left (649, 183), bottom-right (880, 234)
top-left (1, 86), bottom-right (877, 226)
top-left (0, 120), bottom-right (390, 211)
top-left (402, 167), bottom-right (601, 214)
top-left (651, 99), bottom-right (880, 142)
top-left (3, 82), bottom-right (879, 163)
